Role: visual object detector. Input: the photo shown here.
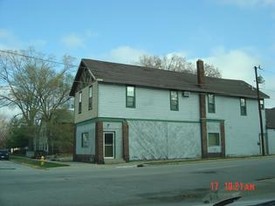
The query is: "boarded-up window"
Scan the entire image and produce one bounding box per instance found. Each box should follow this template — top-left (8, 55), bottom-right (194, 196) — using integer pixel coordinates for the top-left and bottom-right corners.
top-left (208, 133), bottom-right (220, 146)
top-left (81, 132), bottom-right (89, 148)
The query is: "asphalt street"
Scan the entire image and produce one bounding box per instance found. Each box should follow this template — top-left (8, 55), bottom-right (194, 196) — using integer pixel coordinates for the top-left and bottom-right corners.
top-left (0, 156), bottom-right (275, 206)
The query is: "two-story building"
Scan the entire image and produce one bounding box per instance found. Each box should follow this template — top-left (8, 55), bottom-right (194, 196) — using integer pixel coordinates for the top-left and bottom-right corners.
top-left (266, 108), bottom-right (275, 154)
top-left (69, 59), bottom-right (269, 163)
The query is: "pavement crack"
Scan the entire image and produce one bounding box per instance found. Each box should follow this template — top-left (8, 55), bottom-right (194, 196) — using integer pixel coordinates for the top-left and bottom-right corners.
top-left (256, 177), bottom-right (275, 181)
top-left (194, 170), bottom-right (217, 174)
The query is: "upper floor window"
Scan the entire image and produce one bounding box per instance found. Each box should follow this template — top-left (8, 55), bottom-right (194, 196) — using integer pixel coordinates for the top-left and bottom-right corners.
top-left (88, 86), bottom-right (93, 110)
top-left (208, 94), bottom-right (215, 113)
top-left (240, 98), bottom-right (247, 116)
top-left (170, 91), bottom-right (179, 111)
top-left (260, 99), bottom-right (264, 110)
top-left (78, 91), bottom-right (82, 114)
top-left (126, 86), bottom-right (135, 108)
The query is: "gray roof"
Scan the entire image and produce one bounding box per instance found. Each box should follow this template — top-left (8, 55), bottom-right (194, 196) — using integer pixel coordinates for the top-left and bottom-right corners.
top-left (266, 108), bottom-right (275, 129)
top-left (70, 59), bottom-right (269, 100)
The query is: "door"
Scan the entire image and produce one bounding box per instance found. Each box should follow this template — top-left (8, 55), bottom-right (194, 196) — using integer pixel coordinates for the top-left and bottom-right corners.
top-left (104, 132), bottom-right (115, 159)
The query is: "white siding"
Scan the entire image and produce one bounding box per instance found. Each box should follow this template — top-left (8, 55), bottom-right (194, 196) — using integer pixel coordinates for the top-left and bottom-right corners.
top-left (75, 122), bottom-right (95, 155)
top-left (98, 84), bottom-right (200, 121)
top-left (74, 82), bottom-right (268, 160)
top-left (267, 129), bottom-right (275, 154)
top-left (206, 95), bottom-right (265, 156)
top-left (74, 82), bottom-right (98, 124)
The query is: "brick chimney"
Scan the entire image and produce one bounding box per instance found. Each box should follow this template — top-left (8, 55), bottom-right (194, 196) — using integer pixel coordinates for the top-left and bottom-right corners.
top-left (197, 59), bottom-right (205, 88)
top-left (197, 59), bottom-right (207, 158)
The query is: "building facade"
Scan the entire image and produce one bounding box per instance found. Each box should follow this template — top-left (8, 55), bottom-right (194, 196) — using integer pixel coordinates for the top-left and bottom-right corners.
top-left (266, 108), bottom-right (275, 154)
top-left (70, 59), bottom-right (268, 163)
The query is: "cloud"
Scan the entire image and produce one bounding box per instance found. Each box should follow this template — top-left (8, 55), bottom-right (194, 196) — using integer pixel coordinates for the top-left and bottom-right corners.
top-left (28, 39), bottom-right (47, 48)
top-left (201, 47), bottom-right (275, 107)
top-left (103, 46), bottom-right (189, 65)
top-left (0, 29), bottom-right (47, 50)
top-left (217, 0), bottom-right (275, 8)
top-left (259, 66), bottom-right (275, 108)
top-left (165, 51), bottom-right (189, 59)
top-left (0, 29), bottom-right (21, 49)
top-left (60, 30), bottom-right (97, 50)
top-left (202, 47), bottom-right (261, 84)
top-left (0, 29), bottom-right (12, 39)
top-left (61, 33), bottom-right (85, 49)
top-left (107, 46), bottom-right (148, 64)
top-left (0, 107), bottom-right (21, 119)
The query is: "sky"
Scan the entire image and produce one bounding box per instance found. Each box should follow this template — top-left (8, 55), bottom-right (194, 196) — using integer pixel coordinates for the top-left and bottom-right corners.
top-left (0, 0), bottom-right (275, 116)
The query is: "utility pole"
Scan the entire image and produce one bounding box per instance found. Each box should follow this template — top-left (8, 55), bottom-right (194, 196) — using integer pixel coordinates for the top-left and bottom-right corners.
top-left (254, 66), bottom-right (265, 156)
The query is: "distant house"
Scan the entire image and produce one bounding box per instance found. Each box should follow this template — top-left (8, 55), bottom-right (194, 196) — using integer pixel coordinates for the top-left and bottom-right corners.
top-left (35, 109), bottom-right (74, 154)
top-left (266, 108), bottom-right (275, 154)
top-left (69, 59), bottom-right (269, 163)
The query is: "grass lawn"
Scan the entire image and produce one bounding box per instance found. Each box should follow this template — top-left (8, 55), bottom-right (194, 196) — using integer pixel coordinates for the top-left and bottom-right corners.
top-left (11, 155), bottom-right (69, 169)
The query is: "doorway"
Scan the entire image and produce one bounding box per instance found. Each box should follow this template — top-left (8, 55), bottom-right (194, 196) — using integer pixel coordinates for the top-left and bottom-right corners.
top-left (104, 132), bottom-right (115, 159)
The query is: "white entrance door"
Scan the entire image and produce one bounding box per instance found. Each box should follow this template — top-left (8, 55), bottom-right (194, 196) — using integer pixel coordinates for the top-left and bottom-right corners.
top-left (104, 132), bottom-right (115, 159)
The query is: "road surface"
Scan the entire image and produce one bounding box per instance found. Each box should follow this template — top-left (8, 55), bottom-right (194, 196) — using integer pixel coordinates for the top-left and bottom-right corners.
top-left (0, 156), bottom-right (275, 205)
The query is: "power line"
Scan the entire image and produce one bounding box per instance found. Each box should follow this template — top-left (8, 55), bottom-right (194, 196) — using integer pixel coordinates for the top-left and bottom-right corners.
top-left (0, 49), bottom-right (79, 68)
top-left (261, 88), bottom-right (275, 93)
top-left (1, 49), bottom-right (275, 93)
top-left (261, 68), bottom-right (275, 75)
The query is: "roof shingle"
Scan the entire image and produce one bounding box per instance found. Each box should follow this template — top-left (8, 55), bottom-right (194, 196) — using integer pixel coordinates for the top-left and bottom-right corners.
top-left (69, 59), bottom-right (269, 100)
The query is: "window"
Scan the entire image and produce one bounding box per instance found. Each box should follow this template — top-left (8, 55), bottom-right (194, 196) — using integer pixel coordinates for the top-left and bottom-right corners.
top-left (170, 91), bottom-right (179, 111)
top-left (240, 98), bottom-right (247, 116)
top-left (81, 132), bottom-right (89, 148)
top-left (126, 86), bottom-right (135, 108)
top-left (88, 86), bottom-right (93, 110)
top-left (78, 91), bottom-right (82, 114)
top-left (208, 133), bottom-right (220, 146)
top-left (208, 94), bottom-right (215, 113)
top-left (260, 99), bottom-right (264, 110)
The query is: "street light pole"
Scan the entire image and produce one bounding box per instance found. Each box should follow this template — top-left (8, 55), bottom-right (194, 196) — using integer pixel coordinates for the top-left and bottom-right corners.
top-left (254, 66), bottom-right (265, 156)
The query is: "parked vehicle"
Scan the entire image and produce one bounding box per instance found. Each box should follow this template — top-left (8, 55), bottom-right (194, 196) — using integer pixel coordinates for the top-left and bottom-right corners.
top-left (0, 149), bottom-right (9, 160)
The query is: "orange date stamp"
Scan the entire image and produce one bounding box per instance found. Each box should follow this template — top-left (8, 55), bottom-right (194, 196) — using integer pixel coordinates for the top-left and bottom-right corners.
top-left (210, 180), bottom-right (256, 192)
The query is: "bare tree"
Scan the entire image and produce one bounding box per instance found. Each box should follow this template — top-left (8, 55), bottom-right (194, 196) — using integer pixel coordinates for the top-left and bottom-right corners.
top-left (0, 48), bottom-right (75, 150)
top-left (0, 114), bottom-right (9, 148)
top-left (204, 63), bottom-right (222, 78)
top-left (137, 54), bottom-right (222, 78)
top-left (138, 54), bottom-right (193, 73)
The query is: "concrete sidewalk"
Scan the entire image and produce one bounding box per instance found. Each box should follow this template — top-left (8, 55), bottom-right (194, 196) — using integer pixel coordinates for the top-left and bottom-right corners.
top-left (53, 154), bottom-right (275, 169)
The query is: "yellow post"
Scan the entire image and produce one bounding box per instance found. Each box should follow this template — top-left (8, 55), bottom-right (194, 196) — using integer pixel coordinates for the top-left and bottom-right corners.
top-left (40, 156), bottom-right (45, 166)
